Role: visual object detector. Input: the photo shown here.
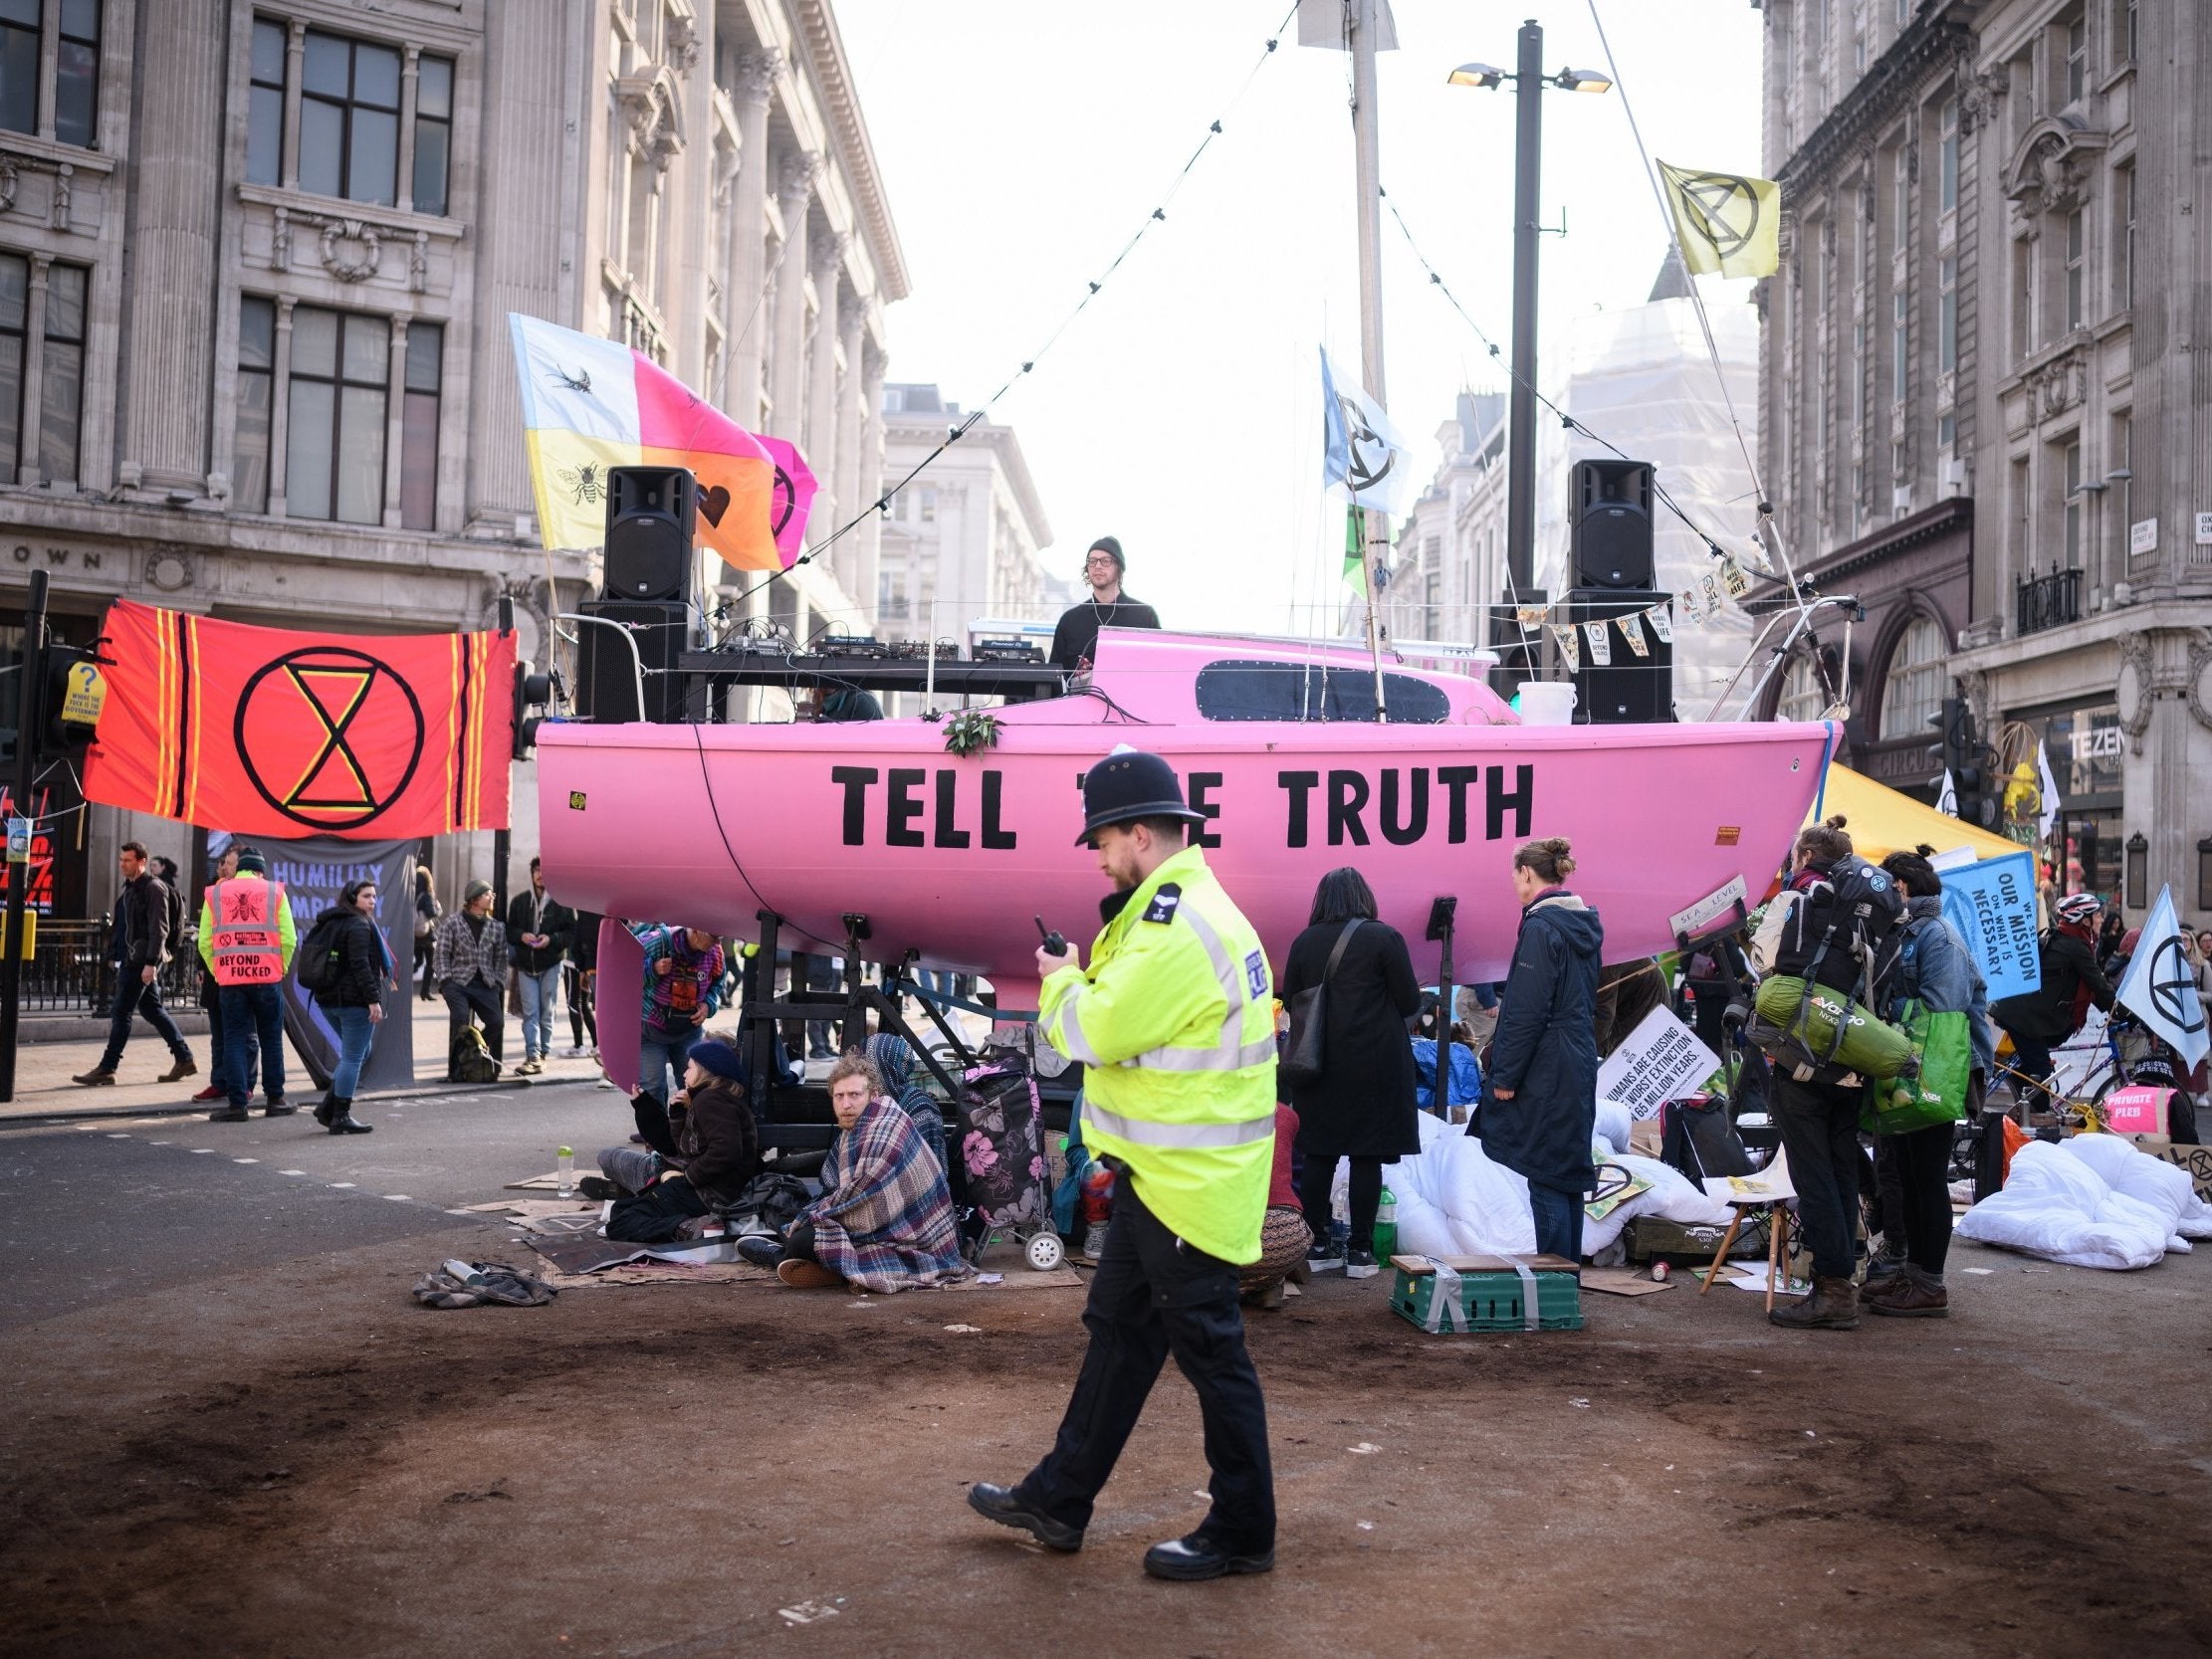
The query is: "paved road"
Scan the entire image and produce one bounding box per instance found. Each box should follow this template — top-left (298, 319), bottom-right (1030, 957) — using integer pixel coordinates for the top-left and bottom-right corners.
top-left (0, 1078), bottom-right (630, 1330)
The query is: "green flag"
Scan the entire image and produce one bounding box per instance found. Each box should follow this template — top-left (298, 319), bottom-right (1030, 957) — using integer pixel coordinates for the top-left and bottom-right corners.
top-left (1343, 506), bottom-right (1367, 590)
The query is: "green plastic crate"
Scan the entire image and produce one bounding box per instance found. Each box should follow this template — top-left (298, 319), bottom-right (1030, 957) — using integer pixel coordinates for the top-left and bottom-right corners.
top-left (1389, 1253), bottom-right (1583, 1334)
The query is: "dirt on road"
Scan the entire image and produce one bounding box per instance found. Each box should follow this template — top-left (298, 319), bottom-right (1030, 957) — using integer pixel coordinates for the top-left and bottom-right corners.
top-left (1, 1234), bottom-right (2205, 1659)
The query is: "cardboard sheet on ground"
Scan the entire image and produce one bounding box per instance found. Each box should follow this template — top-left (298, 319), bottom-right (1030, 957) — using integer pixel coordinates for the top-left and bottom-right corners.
top-left (1596, 1006), bottom-right (1721, 1120)
top-left (1579, 1267), bottom-right (1672, 1298)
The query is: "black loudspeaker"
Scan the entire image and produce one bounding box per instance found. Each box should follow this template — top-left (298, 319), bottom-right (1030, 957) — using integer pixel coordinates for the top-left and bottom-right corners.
top-left (576, 599), bottom-right (700, 725)
top-left (1566, 588), bottom-right (1673, 725)
top-left (604, 466), bottom-right (698, 602)
top-left (1571, 458), bottom-right (1656, 589)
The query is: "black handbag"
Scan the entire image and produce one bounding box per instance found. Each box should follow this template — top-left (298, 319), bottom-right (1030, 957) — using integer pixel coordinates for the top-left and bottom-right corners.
top-left (1279, 921), bottom-right (1361, 1089)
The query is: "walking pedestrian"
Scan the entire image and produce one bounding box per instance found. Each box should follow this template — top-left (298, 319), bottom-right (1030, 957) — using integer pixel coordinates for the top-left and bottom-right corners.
top-left (1990, 893), bottom-right (2114, 1116)
top-left (1478, 837), bottom-right (1605, 1263)
top-left (196, 846), bottom-right (295, 1121)
top-left (1279, 866), bottom-right (1422, 1278)
top-left (506, 857), bottom-right (574, 1075)
top-left (566, 908), bottom-right (601, 1057)
top-left (412, 866), bottom-right (441, 1000)
top-left (432, 879), bottom-right (509, 1077)
top-left (1748, 816), bottom-right (1906, 1332)
top-left (74, 841), bottom-right (197, 1087)
top-left (305, 878), bottom-right (388, 1135)
top-left (968, 750), bottom-right (1278, 1582)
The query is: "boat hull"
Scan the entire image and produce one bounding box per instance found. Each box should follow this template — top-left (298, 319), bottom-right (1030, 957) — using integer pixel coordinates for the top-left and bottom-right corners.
top-left (537, 716), bottom-right (1833, 999)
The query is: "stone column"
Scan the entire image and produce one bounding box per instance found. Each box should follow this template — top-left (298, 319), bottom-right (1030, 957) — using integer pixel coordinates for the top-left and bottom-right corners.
top-left (665, 13), bottom-right (714, 387)
top-left (267, 298), bottom-right (296, 516)
top-left (382, 318), bottom-right (410, 526)
top-left (857, 338), bottom-right (888, 636)
top-left (805, 234), bottom-right (845, 536)
top-left (16, 257), bottom-right (47, 485)
top-left (117, 0), bottom-right (227, 494)
top-left (768, 151), bottom-right (816, 438)
top-left (726, 48), bottom-right (779, 427)
top-left (834, 300), bottom-right (866, 606)
top-left (396, 46), bottom-right (421, 212)
top-left (282, 20), bottom-right (306, 189)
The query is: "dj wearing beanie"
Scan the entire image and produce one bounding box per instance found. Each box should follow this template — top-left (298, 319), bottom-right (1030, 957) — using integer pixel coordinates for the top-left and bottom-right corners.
top-left (1049, 534), bottom-right (1162, 672)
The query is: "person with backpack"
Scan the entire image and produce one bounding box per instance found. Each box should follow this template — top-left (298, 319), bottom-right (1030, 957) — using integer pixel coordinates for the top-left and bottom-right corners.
top-left (1279, 866), bottom-right (1422, 1279)
top-left (195, 846), bottom-right (296, 1122)
top-left (1990, 893), bottom-right (2114, 1116)
top-left (1748, 816), bottom-right (1906, 1332)
top-left (300, 878), bottom-right (389, 1135)
top-left (432, 880), bottom-right (510, 1079)
top-left (1863, 848), bottom-right (1984, 1319)
top-left (74, 841), bottom-right (198, 1088)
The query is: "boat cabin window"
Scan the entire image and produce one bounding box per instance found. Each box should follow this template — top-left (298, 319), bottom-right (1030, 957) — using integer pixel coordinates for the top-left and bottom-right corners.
top-left (1193, 660), bottom-right (1450, 724)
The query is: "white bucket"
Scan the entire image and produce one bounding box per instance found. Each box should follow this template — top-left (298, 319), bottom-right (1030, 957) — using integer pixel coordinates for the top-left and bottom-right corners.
top-left (1515, 681), bottom-right (1577, 726)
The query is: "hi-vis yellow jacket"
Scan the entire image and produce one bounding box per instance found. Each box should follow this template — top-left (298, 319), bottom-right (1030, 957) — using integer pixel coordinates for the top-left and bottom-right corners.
top-left (1040, 844), bottom-right (1276, 1264)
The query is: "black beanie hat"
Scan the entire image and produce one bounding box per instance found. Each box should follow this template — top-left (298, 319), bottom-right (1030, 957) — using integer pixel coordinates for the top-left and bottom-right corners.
top-left (1087, 535), bottom-right (1125, 573)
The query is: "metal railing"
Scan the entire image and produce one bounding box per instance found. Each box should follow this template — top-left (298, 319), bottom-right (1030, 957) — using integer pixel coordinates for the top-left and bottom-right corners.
top-left (15, 918), bottom-right (205, 1015)
top-left (2016, 566), bottom-right (2083, 637)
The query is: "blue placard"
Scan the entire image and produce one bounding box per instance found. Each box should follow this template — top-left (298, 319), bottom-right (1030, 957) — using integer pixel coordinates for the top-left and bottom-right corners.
top-left (1939, 850), bottom-right (2042, 1001)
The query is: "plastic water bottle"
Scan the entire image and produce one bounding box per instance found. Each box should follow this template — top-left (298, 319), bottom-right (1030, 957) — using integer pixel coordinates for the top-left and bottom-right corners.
top-left (556, 1145), bottom-right (574, 1198)
top-left (1330, 1192), bottom-right (1350, 1256)
top-left (1373, 1186), bottom-right (1399, 1263)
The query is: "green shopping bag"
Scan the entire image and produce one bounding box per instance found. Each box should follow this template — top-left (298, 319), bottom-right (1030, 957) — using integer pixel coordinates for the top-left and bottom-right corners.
top-left (1865, 998), bottom-right (1971, 1135)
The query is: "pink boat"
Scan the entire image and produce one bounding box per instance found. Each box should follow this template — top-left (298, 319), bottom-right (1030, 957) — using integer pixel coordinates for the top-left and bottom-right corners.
top-left (536, 628), bottom-right (1834, 1007)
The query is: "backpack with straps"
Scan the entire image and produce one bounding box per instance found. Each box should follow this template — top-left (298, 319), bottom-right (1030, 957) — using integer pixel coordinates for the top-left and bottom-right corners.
top-left (296, 912), bottom-right (350, 996)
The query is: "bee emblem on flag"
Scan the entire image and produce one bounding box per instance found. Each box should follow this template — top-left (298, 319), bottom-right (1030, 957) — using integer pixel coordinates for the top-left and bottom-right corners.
top-left (556, 462), bottom-right (604, 507)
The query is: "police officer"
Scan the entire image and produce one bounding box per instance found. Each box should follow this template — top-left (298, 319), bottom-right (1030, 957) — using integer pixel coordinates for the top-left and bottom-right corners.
top-left (968, 750), bottom-right (1279, 1581)
top-left (196, 846), bottom-right (298, 1123)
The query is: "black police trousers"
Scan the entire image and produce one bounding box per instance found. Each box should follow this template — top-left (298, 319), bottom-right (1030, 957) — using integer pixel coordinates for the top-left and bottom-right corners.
top-left (1017, 1176), bottom-right (1275, 1553)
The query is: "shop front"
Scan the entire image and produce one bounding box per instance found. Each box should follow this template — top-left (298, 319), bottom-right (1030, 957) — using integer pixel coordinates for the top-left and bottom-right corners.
top-left (2002, 697), bottom-right (2124, 900)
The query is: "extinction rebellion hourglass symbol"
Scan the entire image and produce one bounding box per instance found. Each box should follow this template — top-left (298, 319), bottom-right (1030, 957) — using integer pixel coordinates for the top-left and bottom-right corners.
top-left (236, 647), bottom-right (427, 831)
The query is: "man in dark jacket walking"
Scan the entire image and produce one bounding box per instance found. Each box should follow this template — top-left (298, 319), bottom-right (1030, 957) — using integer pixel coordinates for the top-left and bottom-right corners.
top-left (506, 857), bottom-right (575, 1075)
top-left (1990, 893), bottom-right (2114, 1114)
top-left (75, 841), bottom-right (197, 1087)
top-left (1478, 837), bottom-right (1603, 1262)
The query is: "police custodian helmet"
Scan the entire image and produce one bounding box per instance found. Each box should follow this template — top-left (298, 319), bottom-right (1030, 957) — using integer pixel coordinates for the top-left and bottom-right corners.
top-left (1075, 749), bottom-right (1208, 845)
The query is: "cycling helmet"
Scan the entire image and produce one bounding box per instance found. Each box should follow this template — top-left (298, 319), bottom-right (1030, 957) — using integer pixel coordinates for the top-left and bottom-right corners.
top-left (2054, 893), bottom-right (2101, 924)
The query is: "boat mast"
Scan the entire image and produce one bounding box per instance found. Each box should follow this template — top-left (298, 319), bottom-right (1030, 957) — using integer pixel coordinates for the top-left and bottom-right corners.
top-left (1349, 0), bottom-right (1391, 722)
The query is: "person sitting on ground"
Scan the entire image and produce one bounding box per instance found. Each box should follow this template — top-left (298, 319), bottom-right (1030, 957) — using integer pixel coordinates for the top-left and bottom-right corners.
top-left (595, 1040), bottom-right (761, 1239)
top-left (1239, 1101), bottom-right (1312, 1312)
top-left (738, 1052), bottom-right (970, 1292)
top-left (864, 1030), bottom-right (948, 1172)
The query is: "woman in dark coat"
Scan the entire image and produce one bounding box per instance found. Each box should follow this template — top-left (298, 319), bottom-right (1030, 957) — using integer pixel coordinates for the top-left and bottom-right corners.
top-left (1280, 866), bottom-right (1422, 1278)
top-left (1479, 836), bottom-right (1604, 1262)
top-left (308, 878), bottom-right (390, 1136)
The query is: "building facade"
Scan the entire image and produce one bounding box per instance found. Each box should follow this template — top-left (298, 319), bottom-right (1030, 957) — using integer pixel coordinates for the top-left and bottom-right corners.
top-left (1390, 392), bottom-right (1506, 651)
top-left (1755, 0), bottom-right (2210, 917)
top-left (876, 383), bottom-right (1055, 658)
top-left (0, 0), bottom-right (904, 921)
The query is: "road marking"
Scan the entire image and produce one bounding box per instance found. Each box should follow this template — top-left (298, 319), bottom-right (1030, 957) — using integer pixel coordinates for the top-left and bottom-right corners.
top-left (190, 1148), bottom-right (216, 1154)
top-left (330, 1181), bottom-right (355, 1188)
top-left (107, 1133), bottom-right (130, 1139)
top-left (147, 1140), bottom-right (170, 1145)
top-left (280, 1168), bottom-right (308, 1175)
top-left (444, 1209), bottom-right (477, 1217)
top-left (383, 1194), bottom-right (411, 1202)
top-left (234, 1157), bottom-right (259, 1164)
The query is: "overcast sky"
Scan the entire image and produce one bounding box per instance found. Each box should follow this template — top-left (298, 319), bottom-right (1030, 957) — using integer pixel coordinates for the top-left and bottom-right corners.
top-left (840, 0), bottom-right (1764, 638)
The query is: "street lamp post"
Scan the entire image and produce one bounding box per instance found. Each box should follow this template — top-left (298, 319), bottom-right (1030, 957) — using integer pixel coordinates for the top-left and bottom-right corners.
top-left (1448, 22), bottom-right (1610, 677)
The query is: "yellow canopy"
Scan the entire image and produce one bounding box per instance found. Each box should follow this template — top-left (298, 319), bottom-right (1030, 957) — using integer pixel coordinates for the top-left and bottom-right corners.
top-left (1809, 763), bottom-right (2025, 864)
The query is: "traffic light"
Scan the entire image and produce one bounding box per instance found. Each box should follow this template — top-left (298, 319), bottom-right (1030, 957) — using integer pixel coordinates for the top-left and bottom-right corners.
top-left (512, 660), bottom-right (562, 759)
top-left (1927, 695), bottom-right (1998, 829)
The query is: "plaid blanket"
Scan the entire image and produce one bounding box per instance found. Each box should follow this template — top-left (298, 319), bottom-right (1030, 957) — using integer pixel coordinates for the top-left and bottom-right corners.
top-left (804, 1097), bottom-right (971, 1294)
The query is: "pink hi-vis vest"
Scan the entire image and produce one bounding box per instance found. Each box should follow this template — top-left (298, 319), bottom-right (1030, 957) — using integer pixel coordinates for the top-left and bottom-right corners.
top-left (209, 877), bottom-right (287, 985)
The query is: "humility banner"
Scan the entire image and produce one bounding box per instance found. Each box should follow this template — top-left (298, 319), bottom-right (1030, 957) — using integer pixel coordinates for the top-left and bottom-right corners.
top-left (82, 600), bottom-right (515, 840)
top-left (1657, 160), bottom-right (1782, 279)
top-left (510, 313), bottom-right (814, 573)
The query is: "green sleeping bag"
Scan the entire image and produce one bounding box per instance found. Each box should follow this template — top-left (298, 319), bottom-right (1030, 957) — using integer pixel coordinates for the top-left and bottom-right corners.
top-left (1751, 974), bottom-right (1914, 1082)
